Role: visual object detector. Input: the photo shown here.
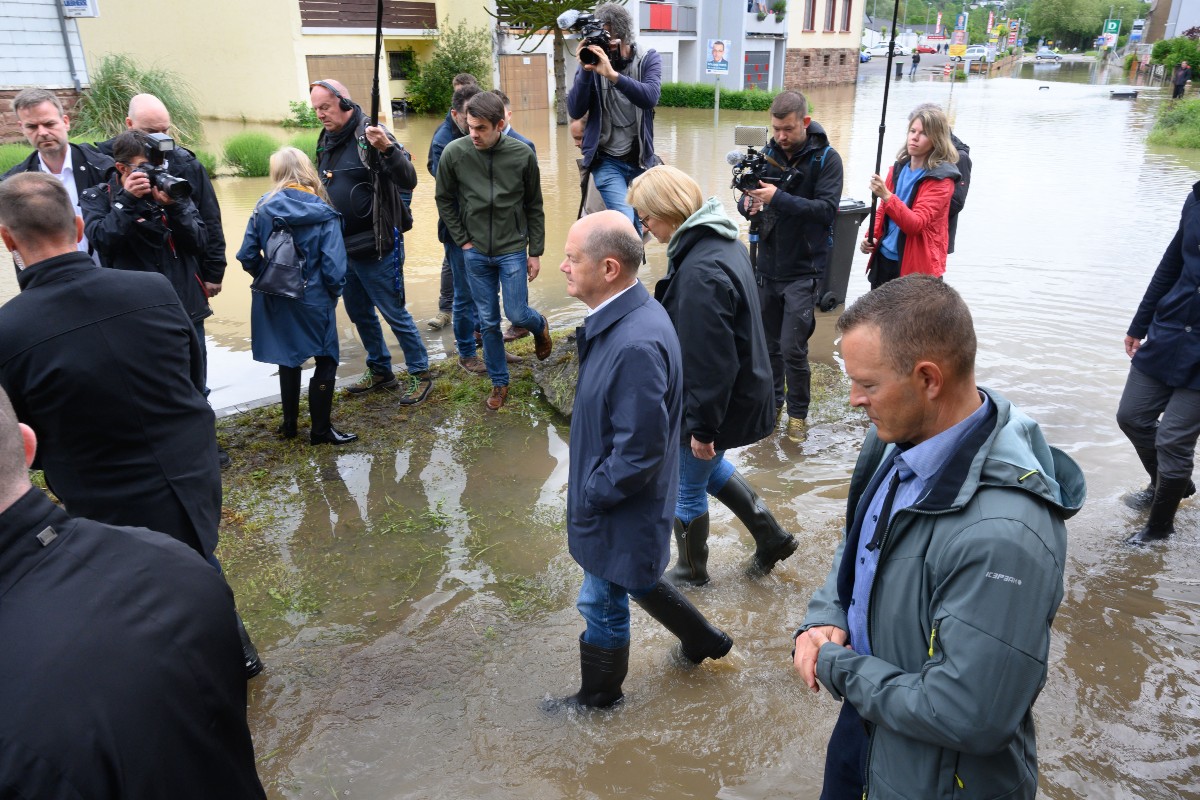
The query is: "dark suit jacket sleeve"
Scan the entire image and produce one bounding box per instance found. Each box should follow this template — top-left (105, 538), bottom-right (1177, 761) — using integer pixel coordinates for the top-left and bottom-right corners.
top-left (769, 148), bottom-right (843, 225)
top-left (584, 342), bottom-right (674, 511)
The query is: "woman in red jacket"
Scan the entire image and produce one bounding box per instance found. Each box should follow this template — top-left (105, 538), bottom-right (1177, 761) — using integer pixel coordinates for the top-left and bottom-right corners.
top-left (860, 105), bottom-right (961, 288)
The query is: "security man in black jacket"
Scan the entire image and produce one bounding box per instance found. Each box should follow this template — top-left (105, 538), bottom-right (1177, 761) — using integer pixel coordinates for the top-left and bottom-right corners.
top-left (738, 91), bottom-right (843, 438)
top-left (1, 88), bottom-right (112, 265)
top-left (0, 384), bottom-right (266, 799)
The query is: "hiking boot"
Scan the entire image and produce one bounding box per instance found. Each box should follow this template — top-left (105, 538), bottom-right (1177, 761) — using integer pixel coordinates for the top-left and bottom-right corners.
top-left (786, 417), bottom-right (807, 442)
top-left (486, 385), bottom-right (509, 411)
top-left (458, 355), bottom-right (488, 375)
top-left (504, 324), bottom-right (531, 342)
top-left (345, 369), bottom-right (397, 395)
top-left (534, 315), bottom-right (552, 361)
top-left (396, 371), bottom-right (433, 406)
top-left (426, 311), bottom-right (451, 330)
top-left (505, 350), bottom-right (523, 364)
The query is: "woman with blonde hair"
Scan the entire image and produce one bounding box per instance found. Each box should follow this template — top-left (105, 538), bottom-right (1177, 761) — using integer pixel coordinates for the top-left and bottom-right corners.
top-left (627, 165), bottom-right (798, 588)
top-left (237, 146), bottom-right (356, 445)
top-left (860, 104), bottom-right (961, 287)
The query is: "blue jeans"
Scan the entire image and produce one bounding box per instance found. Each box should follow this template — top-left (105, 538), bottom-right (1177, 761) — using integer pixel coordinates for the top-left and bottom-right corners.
top-left (444, 241), bottom-right (478, 359)
top-left (577, 571), bottom-right (656, 649)
top-left (462, 247), bottom-right (544, 386)
top-left (591, 156), bottom-right (645, 230)
top-left (342, 244), bottom-right (429, 375)
top-left (676, 445), bottom-right (736, 524)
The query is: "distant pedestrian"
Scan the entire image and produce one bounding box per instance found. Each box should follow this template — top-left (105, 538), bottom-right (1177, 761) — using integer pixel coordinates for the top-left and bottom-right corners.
top-left (910, 50), bottom-right (921, 75)
top-left (1173, 60), bottom-right (1192, 99)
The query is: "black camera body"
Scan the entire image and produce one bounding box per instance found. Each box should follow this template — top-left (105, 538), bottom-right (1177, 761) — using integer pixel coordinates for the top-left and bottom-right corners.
top-left (729, 125), bottom-right (797, 194)
top-left (137, 132), bottom-right (191, 201)
top-left (731, 148), bottom-right (772, 192)
top-left (563, 12), bottom-right (612, 65)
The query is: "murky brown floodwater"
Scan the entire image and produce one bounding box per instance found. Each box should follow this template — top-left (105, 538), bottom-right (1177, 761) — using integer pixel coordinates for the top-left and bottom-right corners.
top-left (4, 63), bottom-right (1200, 797)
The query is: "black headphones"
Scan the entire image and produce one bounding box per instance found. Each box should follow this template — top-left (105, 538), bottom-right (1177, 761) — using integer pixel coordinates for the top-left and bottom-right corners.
top-left (311, 80), bottom-right (354, 112)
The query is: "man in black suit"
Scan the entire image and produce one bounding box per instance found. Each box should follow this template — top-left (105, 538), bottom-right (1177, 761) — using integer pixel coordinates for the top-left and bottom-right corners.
top-left (0, 384), bottom-right (267, 799)
top-left (0, 172), bottom-right (262, 676)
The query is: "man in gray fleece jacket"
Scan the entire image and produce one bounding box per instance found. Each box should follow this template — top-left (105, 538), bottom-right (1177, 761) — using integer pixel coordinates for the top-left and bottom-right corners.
top-left (794, 276), bottom-right (1085, 799)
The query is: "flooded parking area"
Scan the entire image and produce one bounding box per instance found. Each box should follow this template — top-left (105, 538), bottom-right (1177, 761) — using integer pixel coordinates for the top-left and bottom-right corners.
top-left (4, 63), bottom-right (1200, 797)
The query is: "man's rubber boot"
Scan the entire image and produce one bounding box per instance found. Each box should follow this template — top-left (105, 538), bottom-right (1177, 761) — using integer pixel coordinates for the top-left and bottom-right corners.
top-left (542, 636), bottom-right (628, 713)
top-left (1123, 447), bottom-right (1195, 510)
top-left (308, 378), bottom-right (358, 445)
top-left (236, 613), bottom-right (264, 679)
top-left (665, 513), bottom-right (710, 587)
top-left (1127, 475), bottom-right (1193, 545)
top-left (634, 580), bottom-right (732, 664)
top-left (278, 370), bottom-right (301, 439)
top-left (714, 471), bottom-right (798, 575)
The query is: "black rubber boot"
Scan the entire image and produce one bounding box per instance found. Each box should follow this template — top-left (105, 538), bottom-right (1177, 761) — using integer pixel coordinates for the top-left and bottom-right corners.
top-left (278, 370), bottom-right (301, 439)
top-left (309, 378), bottom-right (358, 445)
top-left (1123, 448), bottom-right (1195, 510)
top-left (714, 471), bottom-right (798, 575)
top-left (634, 580), bottom-right (732, 664)
top-left (542, 636), bottom-right (628, 712)
top-left (1126, 475), bottom-right (1193, 545)
top-left (236, 613), bottom-right (264, 679)
top-left (665, 513), bottom-right (710, 586)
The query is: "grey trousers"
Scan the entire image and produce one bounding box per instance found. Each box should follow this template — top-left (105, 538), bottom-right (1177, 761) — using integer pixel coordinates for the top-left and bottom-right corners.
top-left (1117, 364), bottom-right (1200, 481)
top-left (437, 256), bottom-right (453, 314)
top-left (758, 276), bottom-right (817, 419)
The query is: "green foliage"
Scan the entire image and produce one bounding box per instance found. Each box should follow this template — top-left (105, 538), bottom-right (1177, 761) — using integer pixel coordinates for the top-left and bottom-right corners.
top-left (281, 100), bottom-right (321, 128)
top-left (223, 132), bottom-right (280, 178)
top-left (192, 148), bottom-right (218, 178)
top-left (1149, 97), bottom-right (1200, 148)
top-left (658, 82), bottom-right (778, 111)
top-left (72, 53), bottom-right (202, 147)
top-left (404, 16), bottom-right (492, 114)
top-left (1151, 36), bottom-right (1200, 70)
top-left (0, 143), bottom-right (29, 173)
top-left (288, 130), bottom-right (321, 158)
top-left (1027, 0), bottom-right (1149, 50)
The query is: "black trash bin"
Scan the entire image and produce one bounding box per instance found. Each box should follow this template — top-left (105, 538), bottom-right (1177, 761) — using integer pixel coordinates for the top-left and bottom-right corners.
top-left (817, 198), bottom-right (871, 312)
top-left (895, 61), bottom-right (904, 79)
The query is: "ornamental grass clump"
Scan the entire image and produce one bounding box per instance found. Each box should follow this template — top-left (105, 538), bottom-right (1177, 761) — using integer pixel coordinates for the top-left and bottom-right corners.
top-left (223, 133), bottom-right (280, 178)
top-left (72, 53), bottom-right (202, 146)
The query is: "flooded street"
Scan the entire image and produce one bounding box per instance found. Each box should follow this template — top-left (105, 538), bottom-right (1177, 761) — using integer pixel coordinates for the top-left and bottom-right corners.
top-left (5, 63), bottom-right (1200, 797)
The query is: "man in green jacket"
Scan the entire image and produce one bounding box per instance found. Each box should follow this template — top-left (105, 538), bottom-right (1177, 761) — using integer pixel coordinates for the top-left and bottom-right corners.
top-left (793, 276), bottom-right (1085, 799)
top-left (434, 92), bottom-right (551, 411)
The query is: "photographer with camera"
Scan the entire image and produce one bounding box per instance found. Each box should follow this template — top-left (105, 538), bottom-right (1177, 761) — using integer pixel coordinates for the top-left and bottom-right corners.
top-left (736, 91), bottom-right (843, 438)
top-left (565, 2), bottom-right (661, 229)
top-left (81, 131), bottom-right (211, 332)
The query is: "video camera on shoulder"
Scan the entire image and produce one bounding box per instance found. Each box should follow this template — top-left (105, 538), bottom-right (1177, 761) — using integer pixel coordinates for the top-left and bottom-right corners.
top-left (558, 10), bottom-right (611, 66)
top-left (135, 132), bottom-right (191, 201)
top-left (727, 126), bottom-right (798, 193)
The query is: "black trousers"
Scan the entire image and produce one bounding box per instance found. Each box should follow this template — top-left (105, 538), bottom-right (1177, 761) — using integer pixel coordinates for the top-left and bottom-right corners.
top-left (820, 701), bottom-right (869, 800)
top-left (758, 276), bottom-right (817, 418)
top-left (1173, 82), bottom-right (1187, 99)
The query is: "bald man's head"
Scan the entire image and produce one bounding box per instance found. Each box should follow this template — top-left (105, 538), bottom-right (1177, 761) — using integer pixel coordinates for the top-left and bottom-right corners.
top-left (126, 93), bottom-right (171, 135)
top-left (309, 79), bottom-right (355, 133)
top-left (561, 210), bottom-right (642, 308)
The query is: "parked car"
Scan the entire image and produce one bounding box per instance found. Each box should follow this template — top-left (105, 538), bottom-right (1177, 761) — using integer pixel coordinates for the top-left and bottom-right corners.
top-left (866, 43), bottom-right (911, 57)
top-left (914, 44), bottom-right (936, 53)
top-left (860, 50), bottom-right (872, 62)
top-left (951, 45), bottom-right (988, 62)
top-left (1035, 47), bottom-right (1062, 61)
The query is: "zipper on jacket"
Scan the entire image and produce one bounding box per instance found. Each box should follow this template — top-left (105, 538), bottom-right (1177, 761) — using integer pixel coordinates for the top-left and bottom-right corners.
top-left (488, 147), bottom-right (494, 254)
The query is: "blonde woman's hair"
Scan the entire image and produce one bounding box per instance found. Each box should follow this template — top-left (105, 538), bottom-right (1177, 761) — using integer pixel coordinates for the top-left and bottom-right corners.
top-left (897, 105), bottom-right (959, 170)
top-left (265, 146), bottom-right (330, 204)
top-left (626, 165), bottom-right (704, 228)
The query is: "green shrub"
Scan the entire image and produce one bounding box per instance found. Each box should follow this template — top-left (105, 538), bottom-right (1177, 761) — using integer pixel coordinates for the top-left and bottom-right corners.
top-left (282, 100), bottom-right (321, 128)
top-left (405, 16), bottom-right (491, 114)
top-left (0, 143), bottom-right (30, 173)
top-left (72, 53), bottom-right (202, 147)
top-left (1151, 36), bottom-right (1200, 71)
top-left (288, 130), bottom-right (321, 158)
top-left (658, 82), bottom-right (780, 111)
top-left (223, 132), bottom-right (280, 177)
top-left (192, 148), bottom-right (218, 178)
top-left (1149, 97), bottom-right (1200, 148)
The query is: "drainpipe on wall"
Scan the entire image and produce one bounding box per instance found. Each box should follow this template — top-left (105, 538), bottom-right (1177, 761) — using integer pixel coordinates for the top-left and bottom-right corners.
top-left (54, 1), bottom-right (84, 92)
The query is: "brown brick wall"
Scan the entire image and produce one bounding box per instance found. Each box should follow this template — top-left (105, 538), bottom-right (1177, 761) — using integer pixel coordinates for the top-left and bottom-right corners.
top-left (783, 48), bottom-right (860, 87)
top-left (0, 89), bottom-right (84, 145)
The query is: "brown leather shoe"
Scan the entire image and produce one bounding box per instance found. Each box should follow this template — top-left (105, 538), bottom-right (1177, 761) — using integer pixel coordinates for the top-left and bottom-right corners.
top-left (504, 325), bottom-right (531, 342)
top-left (458, 355), bottom-right (488, 375)
top-left (505, 350), bottom-right (522, 364)
top-left (486, 385), bottom-right (509, 411)
top-left (534, 315), bottom-right (552, 361)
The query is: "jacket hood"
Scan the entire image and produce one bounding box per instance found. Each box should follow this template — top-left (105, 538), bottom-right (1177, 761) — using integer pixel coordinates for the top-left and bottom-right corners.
top-left (959, 387), bottom-right (1085, 518)
top-left (254, 188), bottom-right (339, 225)
top-left (951, 133), bottom-right (970, 156)
top-left (667, 196), bottom-right (738, 259)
